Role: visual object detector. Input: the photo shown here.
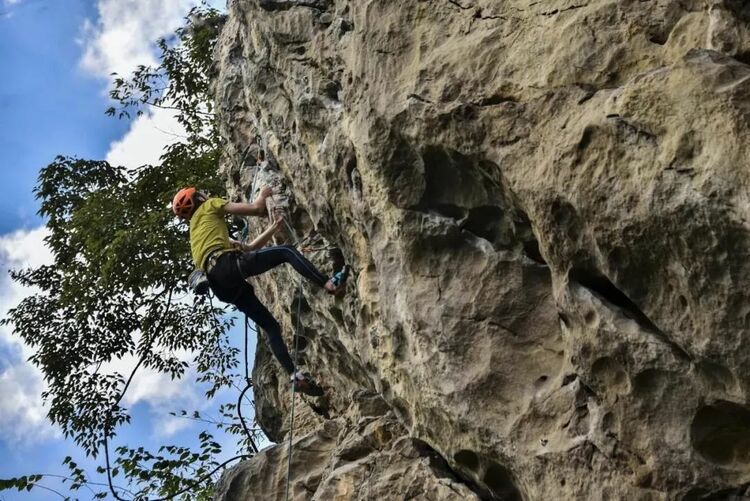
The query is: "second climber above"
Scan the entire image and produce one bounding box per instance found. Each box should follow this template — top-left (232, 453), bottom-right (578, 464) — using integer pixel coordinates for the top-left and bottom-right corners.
top-left (172, 186), bottom-right (348, 396)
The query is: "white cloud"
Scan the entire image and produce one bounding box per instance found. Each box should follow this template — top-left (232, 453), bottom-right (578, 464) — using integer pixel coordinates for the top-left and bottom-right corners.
top-left (0, 226), bottom-right (57, 444)
top-left (106, 106), bottom-right (185, 168)
top-left (0, 363), bottom-right (53, 443)
top-left (78, 0), bottom-right (204, 171)
top-left (132, 368), bottom-right (211, 440)
top-left (80, 0), bottom-right (209, 438)
top-left (0, 0), bottom-right (229, 448)
top-left (0, 0), bottom-right (23, 20)
top-left (114, 354), bottom-right (205, 439)
top-left (79, 0), bottom-right (195, 79)
top-left (0, 226), bottom-right (53, 352)
top-left (0, 226), bottom-right (201, 443)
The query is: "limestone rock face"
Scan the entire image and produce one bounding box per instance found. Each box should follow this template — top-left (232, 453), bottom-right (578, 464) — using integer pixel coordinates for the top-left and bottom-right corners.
top-left (214, 391), bottom-right (480, 500)
top-left (212, 0), bottom-right (750, 499)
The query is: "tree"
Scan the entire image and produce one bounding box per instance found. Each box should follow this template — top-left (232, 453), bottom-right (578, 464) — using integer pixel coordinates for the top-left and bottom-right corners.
top-left (1, 5), bottom-right (262, 500)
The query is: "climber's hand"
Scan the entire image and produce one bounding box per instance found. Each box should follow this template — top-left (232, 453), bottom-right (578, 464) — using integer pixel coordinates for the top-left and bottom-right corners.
top-left (245, 215), bottom-right (286, 250)
top-left (271, 216), bottom-right (286, 233)
top-left (260, 186), bottom-right (273, 198)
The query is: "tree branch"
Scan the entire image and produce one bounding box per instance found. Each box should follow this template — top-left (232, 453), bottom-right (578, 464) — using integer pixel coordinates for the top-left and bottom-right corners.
top-left (104, 289), bottom-right (174, 501)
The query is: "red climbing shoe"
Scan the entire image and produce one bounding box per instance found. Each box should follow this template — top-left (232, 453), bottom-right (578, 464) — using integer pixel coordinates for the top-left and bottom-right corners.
top-left (292, 372), bottom-right (325, 397)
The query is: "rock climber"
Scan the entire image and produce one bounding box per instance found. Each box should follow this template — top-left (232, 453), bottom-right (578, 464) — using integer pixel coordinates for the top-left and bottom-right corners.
top-left (172, 186), bottom-right (348, 396)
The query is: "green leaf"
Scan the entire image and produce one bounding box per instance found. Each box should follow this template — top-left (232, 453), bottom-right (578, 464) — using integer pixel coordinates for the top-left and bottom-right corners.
top-left (2, 6), bottom-right (236, 501)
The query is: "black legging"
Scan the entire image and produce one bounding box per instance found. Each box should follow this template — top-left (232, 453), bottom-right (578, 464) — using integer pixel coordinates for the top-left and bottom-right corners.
top-left (238, 245), bottom-right (327, 287)
top-left (207, 245), bottom-right (328, 374)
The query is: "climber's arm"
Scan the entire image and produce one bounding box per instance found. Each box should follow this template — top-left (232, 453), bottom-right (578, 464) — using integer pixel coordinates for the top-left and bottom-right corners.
top-left (224, 186), bottom-right (273, 216)
top-left (229, 238), bottom-right (245, 250)
top-left (245, 217), bottom-right (285, 250)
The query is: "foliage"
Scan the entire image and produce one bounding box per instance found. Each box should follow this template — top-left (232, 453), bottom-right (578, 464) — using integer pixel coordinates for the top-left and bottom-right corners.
top-left (106, 5), bottom-right (225, 146)
top-left (0, 4), bottom-right (264, 500)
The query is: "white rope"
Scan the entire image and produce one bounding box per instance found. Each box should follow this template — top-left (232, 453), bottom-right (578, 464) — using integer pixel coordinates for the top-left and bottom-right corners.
top-left (240, 144), bottom-right (304, 500)
top-left (283, 209), bottom-right (304, 501)
top-left (284, 277), bottom-right (304, 501)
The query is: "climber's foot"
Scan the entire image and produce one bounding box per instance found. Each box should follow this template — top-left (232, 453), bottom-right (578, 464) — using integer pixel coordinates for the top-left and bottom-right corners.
top-left (325, 265), bottom-right (349, 296)
top-left (292, 372), bottom-right (325, 397)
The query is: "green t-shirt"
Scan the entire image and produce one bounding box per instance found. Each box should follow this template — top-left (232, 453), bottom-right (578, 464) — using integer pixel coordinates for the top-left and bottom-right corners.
top-left (190, 198), bottom-right (232, 270)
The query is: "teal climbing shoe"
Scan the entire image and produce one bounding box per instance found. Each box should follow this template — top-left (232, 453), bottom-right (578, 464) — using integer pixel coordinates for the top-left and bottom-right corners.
top-left (326, 265), bottom-right (350, 295)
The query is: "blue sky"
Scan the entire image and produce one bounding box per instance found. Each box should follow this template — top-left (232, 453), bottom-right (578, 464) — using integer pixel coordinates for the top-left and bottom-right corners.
top-left (0, 1), bottom-right (265, 499)
top-left (0, 0), bottom-right (130, 234)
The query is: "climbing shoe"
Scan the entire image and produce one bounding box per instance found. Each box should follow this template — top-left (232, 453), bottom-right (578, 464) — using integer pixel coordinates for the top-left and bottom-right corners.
top-left (292, 372), bottom-right (325, 397)
top-left (326, 265), bottom-right (350, 296)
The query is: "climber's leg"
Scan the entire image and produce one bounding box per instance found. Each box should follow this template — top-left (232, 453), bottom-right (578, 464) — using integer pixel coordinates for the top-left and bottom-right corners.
top-left (239, 245), bottom-right (328, 287)
top-left (233, 284), bottom-right (324, 395)
top-left (239, 245), bottom-right (350, 295)
top-left (234, 286), bottom-right (295, 375)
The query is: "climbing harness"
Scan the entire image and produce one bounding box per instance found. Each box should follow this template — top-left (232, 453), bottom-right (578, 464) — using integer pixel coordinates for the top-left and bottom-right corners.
top-left (188, 268), bottom-right (210, 295)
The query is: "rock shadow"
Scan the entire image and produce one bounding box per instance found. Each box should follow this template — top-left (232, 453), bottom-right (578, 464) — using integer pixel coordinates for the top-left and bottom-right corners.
top-left (691, 401), bottom-right (750, 466)
top-left (453, 449), bottom-right (524, 501)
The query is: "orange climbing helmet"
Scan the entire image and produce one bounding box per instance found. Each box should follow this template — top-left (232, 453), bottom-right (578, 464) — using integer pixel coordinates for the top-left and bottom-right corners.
top-left (172, 187), bottom-right (197, 218)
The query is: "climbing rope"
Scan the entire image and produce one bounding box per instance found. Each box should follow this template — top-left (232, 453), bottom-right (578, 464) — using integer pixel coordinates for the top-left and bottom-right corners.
top-left (234, 244), bottom-right (304, 500)
top-left (244, 316), bottom-right (251, 381)
top-left (233, 143), bottom-right (273, 459)
top-left (238, 315), bottom-right (259, 454)
top-left (210, 293), bottom-right (259, 455)
top-left (285, 279), bottom-right (304, 501)
top-left (235, 144), bottom-right (270, 454)
top-left (236, 145), bottom-right (310, 499)
top-left (101, 291), bottom-right (254, 501)
top-left (282, 208), bottom-right (306, 501)
top-left (239, 146), bottom-right (261, 243)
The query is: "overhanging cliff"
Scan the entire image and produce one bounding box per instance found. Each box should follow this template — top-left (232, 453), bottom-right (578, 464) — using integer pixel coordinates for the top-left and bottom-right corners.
top-left (211, 0), bottom-right (750, 499)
